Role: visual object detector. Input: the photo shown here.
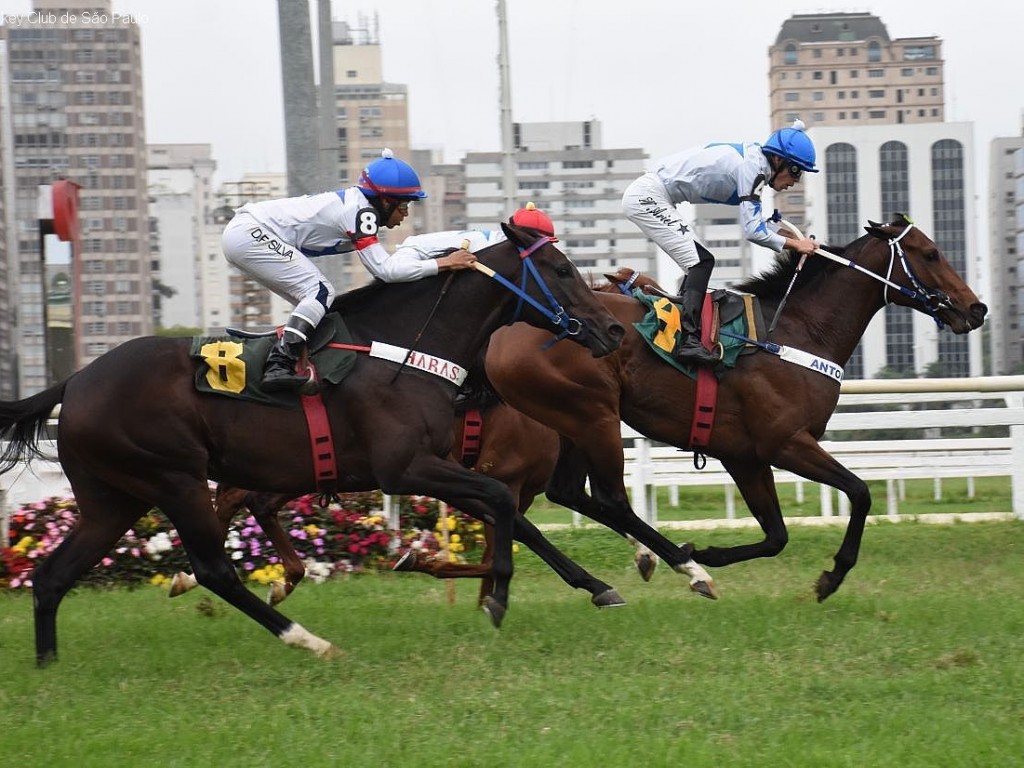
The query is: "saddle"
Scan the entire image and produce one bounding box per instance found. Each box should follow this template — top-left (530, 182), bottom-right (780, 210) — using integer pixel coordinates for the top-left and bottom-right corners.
top-left (190, 313), bottom-right (359, 408)
top-left (632, 287), bottom-right (768, 380)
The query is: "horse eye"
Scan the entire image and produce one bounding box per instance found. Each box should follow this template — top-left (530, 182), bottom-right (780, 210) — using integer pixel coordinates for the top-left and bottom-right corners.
top-left (555, 266), bottom-right (572, 278)
top-left (924, 250), bottom-right (939, 262)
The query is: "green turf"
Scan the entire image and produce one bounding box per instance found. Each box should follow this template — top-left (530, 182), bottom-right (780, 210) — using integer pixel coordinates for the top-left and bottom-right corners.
top-left (1, 521), bottom-right (1021, 767)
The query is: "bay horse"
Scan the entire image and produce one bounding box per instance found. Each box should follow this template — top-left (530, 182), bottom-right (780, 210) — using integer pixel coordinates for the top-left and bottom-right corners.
top-left (0, 222), bottom-right (624, 665)
top-left (168, 272), bottom-right (668, 610)
top-left (485, 216), bottom-right (987, 601)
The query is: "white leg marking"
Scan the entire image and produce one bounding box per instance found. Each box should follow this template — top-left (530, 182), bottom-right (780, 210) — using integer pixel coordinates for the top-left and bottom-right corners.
top-left (280, 622), bottom-right (335, 657)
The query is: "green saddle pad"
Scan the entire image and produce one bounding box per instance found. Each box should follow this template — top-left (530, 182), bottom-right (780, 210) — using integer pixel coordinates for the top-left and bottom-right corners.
top-left (191, 314), bottom-right (358, 408)
top-left (632, 290), bottom-right (753, 380)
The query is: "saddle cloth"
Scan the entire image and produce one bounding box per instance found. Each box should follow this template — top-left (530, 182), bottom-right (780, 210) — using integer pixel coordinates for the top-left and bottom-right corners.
top-left (631, 288), bottom-right (766, 380)
top-left (190, 313), bottom-right (358, 408)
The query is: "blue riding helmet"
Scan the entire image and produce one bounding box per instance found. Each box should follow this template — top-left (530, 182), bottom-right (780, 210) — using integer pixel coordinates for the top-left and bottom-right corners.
top-left (357, 148), bottom-right (428, 200)
top-left (763, 119), bottom-right (819, 173)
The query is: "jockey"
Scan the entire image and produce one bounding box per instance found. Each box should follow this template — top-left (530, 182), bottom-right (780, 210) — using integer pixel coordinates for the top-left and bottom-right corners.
top-left (221, 148), bottom-right (476, 392)
top-left (621, 119), bottom-right (820, 366)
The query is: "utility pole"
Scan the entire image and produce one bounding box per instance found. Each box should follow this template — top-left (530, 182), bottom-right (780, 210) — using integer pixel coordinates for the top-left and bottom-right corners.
top-left (496, 0), bottom-right (516, 214)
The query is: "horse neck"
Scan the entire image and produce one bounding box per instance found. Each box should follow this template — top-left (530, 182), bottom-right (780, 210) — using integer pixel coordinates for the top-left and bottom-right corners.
top-left (341, 259), bottom-right (520, 368)
top-left (775, 241), bottom-right (889, 363)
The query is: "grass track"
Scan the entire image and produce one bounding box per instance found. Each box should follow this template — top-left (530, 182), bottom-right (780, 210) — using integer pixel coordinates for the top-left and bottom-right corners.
top-left (1, 521), bottom-right (1022, 767)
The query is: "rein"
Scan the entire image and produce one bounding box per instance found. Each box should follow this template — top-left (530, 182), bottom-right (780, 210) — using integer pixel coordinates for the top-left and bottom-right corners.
top-left (779, 219), bottom-right (951, 329)
top-left (471, 236), bottom-right (585, 347)
top-left (388, 272), bottom-right (456, 384)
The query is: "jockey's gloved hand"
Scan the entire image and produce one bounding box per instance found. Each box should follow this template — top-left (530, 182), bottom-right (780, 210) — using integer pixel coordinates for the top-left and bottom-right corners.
top-left (769, 209), bottom-right (783, 223)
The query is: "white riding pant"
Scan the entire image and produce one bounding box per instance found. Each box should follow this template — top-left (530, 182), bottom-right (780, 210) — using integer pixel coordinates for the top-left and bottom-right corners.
top-left (222, 211), bottom-right (337, 331)
top-left (621, 172), bottom-right (700, 271)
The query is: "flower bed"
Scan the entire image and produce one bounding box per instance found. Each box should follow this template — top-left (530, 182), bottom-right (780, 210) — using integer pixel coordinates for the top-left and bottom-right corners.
top-left (1, 492), bottom-right (486, 590)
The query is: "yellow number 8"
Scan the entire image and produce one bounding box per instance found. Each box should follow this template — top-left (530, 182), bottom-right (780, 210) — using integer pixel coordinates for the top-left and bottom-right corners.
top-left (199, 341), bottom-right (247, 393)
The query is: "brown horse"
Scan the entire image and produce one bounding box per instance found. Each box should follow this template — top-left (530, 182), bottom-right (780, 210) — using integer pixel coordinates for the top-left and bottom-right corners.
top-left (486, 216), bottom-right (987, 601)
top-left (0, 223), bottom-right (624, 665)
top-left (169, 271), bottom-right (666, 610)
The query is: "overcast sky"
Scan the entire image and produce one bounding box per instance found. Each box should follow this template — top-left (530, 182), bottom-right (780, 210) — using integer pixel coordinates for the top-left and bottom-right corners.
top-left (3, 0), bottom-right (1023, 286)
top-left (4, 0), bottom-right (1019, 180)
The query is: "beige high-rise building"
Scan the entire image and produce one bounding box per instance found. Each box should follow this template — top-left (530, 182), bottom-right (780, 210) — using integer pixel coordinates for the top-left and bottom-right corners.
top-left (328, 18), bottom-right (415, 293)
top-left (768, 12), bottom-right (944, 230)
top-left (0, 0), bottom-right (151, 396)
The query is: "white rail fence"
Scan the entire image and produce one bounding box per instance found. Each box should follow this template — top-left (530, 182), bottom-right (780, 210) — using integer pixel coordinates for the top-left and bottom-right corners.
top-left (3, 377), bottom-right (1024, 544)
top-left (625, 376), bottom-right (1024, 525)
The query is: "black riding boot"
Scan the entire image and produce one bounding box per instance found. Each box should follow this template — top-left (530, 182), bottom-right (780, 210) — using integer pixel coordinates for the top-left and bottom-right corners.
top-left (673, 276), bottom-right (719, 368)
top-left (261, 316), bottom-right (316, 392)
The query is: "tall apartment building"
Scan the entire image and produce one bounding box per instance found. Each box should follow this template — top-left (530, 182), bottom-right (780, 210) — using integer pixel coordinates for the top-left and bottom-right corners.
top-left (325, 18), bottom-right (414, 292)
top-left (0, 0), bottom-right (151, 396)
top-left (769, 12), bottom-right (944, 231)
top-left (987, 135), bottom-right (1024, 374)
top-left (804, 122), bottom-right (982, 379)
top-left (147, 144), bottom-right (215, 330)
top-left (0, 38), bottom-right (15, 398)
top-left (766, 12), bottom-right (979, 380)
top-left (464, 120), bottom-right (657, 278)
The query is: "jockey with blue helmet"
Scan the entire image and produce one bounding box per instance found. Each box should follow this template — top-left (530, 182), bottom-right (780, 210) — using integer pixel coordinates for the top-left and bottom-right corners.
top-left (221, 148), bottom-right (477, 392)
top-left (622, 119), bottom-right (819, 367)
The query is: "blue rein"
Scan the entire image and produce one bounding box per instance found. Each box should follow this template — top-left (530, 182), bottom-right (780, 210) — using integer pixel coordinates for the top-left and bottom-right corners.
top-left (478, 236), bottom-right (585, 346)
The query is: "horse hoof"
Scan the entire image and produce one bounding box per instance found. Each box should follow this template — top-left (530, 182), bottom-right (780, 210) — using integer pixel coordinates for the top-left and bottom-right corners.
top-left (392, 551), bottom-right (417, 572)
top-left (481, 596), bottom-right (506, 629)
top-left (267, 581), bottom-right (288, 606)
top-left (635, 553), bottom-right (658, 582)
top-left (319, 644), bottom-right (345, 660)
top-left (815, 571), bottom-right (838, 602)
top-left (592, 588), bottom-right (627, 608)
top-left (168, 572), bottom-right (193, 598)
top-left (690, 579), bottom-right (718, 600)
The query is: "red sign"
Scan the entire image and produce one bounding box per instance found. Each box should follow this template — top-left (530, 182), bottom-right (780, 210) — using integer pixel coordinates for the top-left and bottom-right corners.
top-left (51, 179), bottom-right (81, 242)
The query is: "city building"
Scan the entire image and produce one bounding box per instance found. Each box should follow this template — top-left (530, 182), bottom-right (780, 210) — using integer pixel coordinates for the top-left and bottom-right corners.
top-left (803, 122), bottom-right (982, 379)
top-left (0, 0), bottom-right (151, 396)
top-left (987, 134), bottom-right (1024, 374)
top-left (463, 120), bottom-right (657, 278)
top-left (769, 12), bottom-right (945, 232)
top-left (146, 144), bottom-right (215, 330)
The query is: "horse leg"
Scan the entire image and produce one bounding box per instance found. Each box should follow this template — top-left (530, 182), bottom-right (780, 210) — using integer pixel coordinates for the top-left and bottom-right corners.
top-left (547, 437), bottom-right (715, 598)
top-left (30, 487), bottom-right (147, 666)
top-left (771, 435), bottom-right (872, 601)
top-left (161, 482), bottom-right (339, 657)
top-left (379, 455), bottom-right (518, 629)
top-left (170, 489), bottom-right (302, 606)
top-left (687, 460), bottom-right (789, 565)
top-left (169, 485), bottom-right (247, 598)
top-left (248, 493), bottom-right (305, 605)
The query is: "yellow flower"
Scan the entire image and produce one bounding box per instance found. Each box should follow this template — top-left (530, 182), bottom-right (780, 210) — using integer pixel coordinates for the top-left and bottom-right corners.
top-left (249, 563), bottom-right (285, 585)
top-left (12, 536), bottom-right (35, 554)
top-left (449, 534), bottom-right (461, 544)
top-left (304, 524), bottom-right (320, 536)
top-left (149, 573), bottom-right (170, 587)
top-left (362, 515), bottom-right (383, 526)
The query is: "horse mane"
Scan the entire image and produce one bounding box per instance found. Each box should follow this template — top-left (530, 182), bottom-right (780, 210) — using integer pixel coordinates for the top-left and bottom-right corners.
top-left (732, 242), bottom-right (846, 299)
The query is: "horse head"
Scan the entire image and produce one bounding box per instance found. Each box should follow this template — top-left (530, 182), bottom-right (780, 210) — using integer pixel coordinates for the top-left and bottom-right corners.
top-left (600, 267), bottom-right (665, 295)
top-left (490, 222), bottom-right (625, 356)
top-left (864, 214), bottom-right (987, 333)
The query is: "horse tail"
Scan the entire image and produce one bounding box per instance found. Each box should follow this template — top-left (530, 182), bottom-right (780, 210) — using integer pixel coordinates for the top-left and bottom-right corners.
top-left (0, 379), bottom-right (68, 474)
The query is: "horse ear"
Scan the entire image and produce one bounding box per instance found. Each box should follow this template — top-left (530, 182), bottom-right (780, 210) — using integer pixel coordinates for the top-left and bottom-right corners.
top-left (864, 219), bottom-right (886, 239)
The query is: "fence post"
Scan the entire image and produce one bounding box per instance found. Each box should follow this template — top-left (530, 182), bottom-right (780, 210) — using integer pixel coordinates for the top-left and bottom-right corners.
top-left (1007, 394), bottom-right (1024, 520)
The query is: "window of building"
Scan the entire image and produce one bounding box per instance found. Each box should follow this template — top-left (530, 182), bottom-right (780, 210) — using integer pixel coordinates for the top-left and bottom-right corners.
top-left (813, 112), bottom-right (825, 122)
top-left (868, 40), bottom-right (882, 62)
top-left (868, 69), bottom-right (884, 78)
top-left (563, 160), bottom-right (595, 169)
top-left (925, 66), bottom-right (938, 76)
top-left (869, 89), bottom-right (885, 98)
top-left (903, 44), bottom-right (936, 60)
top-left (838, 111), bottom-right (846, 119)
top-left (931, 139), bottom-right (968, 376)
top-left (813, 91), bottom-right (824, 101)
top-left (849, 69), bottom-right (858, 78)
top-left (901, 67), bottom-right (914, 76)
top-left (869, 110), bottom-right (886, 119)
top-left (813, 49), bottom-right (822, 58)
top-left (813, 71), bottom-right (823, 80)
top-left (784, 92), bottom-right (799, 102)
